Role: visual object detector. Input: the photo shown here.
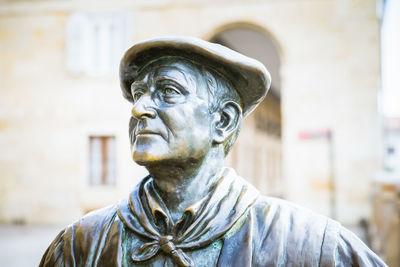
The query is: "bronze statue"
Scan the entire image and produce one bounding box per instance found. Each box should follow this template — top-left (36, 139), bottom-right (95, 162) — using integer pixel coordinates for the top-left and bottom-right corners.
top-left (40, 37), bottom-right (387, 266)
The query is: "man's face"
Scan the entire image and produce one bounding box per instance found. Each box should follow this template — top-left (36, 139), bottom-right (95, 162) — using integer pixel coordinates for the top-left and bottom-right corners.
top-left (129, 59), bottom-right (214, 167)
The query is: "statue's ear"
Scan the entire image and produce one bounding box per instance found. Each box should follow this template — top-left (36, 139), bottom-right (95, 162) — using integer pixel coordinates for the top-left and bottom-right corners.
top-left (213, 101), bottom-right (242, 144)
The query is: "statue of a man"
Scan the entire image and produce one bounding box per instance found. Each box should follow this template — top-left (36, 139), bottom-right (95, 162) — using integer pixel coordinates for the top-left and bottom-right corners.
top-left (40, 37), bottom-right (387, 266)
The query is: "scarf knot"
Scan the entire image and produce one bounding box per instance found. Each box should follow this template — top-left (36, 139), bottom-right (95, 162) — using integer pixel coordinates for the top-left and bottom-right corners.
top-left (159, 236), bottom-right (175, 253)
top-left (131, 235), bottom-right (194, 267)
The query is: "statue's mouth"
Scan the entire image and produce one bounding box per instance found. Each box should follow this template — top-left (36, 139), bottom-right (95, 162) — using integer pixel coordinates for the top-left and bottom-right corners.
top-left (136, 130), bottom-right (161, 137)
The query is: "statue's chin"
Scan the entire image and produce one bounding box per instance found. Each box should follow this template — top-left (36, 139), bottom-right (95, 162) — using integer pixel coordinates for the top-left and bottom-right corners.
top-left (131, 136), bottom-right (212, 168)
top-left (131, 136), bottom-right (170, 165)
top-left (132, 151), bottom-right (162, 166)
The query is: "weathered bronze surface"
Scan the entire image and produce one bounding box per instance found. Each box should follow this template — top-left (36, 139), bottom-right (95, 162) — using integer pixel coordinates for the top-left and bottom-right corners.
top-left (40, 36), bottom-right (387, 266)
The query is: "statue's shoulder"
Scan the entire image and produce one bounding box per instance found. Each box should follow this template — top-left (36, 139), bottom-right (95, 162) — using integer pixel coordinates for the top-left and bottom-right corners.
top-left (253, 195), bottom-right (329, 221)
top-left (252, 195), bottom-right (330, 222)
top-left (63, 204), bottom-right (120, 246)
top-left (248, 196), bottom-right (387, 266)
top-left (250, 195), bottom-right (337, 263)
top-left (74, 204), bottom-right (119, 229)
top-left (39, 204), bottom-right (121, 267)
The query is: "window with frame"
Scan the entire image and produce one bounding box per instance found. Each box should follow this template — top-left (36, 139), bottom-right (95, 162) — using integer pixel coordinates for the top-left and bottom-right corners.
top-left (66, 12), bottom-right (132, 75)
top-left (89, 136), bottom-right (116, 186)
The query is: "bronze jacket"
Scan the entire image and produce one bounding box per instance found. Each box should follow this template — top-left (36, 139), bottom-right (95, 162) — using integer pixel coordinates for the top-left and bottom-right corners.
top-left (40, 168), bottom-right (387, 267)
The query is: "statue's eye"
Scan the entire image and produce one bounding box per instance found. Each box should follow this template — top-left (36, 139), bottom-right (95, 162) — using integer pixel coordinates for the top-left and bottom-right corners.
top-left (163, 86), bottom-right (180, 96)
top-left (133, 91), bottom-right (143, 102)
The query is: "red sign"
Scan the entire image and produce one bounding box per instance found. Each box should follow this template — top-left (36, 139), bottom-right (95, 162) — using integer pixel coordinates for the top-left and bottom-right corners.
top-left (299, 129), bottom-right (331, 140)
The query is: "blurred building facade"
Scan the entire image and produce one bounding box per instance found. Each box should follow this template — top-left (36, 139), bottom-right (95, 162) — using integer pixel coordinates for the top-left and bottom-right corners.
top-left (0, 0), bottom-right (380, 233)
top-left (372, 117), bottom-right (400, 266)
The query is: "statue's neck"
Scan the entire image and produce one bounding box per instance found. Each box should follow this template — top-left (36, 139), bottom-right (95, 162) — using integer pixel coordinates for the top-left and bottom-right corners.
top-left (146, 150), bottom-right (224, 222)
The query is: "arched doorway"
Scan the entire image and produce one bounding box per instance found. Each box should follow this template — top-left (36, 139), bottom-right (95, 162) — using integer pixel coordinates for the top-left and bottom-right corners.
top-left (209, 24), bottom-right (283, 197)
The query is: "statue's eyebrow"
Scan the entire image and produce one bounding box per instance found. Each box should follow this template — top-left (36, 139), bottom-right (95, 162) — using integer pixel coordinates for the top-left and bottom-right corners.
top-left (154, 75), bottom-right (182, 84)
top-left (154, 68), bottom-right (195, 92)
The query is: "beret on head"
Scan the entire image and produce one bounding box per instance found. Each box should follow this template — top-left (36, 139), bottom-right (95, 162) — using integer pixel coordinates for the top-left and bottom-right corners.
top-left (119, 36), bottom-right (271, 117)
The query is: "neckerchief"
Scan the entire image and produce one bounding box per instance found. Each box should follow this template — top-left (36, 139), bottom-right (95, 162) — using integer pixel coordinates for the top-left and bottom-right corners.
top-left (117, 168), bottom-right (259, 266)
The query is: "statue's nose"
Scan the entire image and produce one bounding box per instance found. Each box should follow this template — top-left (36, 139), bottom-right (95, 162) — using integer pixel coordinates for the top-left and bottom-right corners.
top-left (131, 94), bottom-right (156, 120)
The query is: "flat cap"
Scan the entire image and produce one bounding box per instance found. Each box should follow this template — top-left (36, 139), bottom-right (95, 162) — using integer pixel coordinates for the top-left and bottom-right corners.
top-left (119, 36), bottom-right (271, 117)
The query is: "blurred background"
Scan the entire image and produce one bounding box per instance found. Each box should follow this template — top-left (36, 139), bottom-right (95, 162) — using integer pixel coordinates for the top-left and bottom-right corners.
top-left (0, 0), bottom-right (399, 266)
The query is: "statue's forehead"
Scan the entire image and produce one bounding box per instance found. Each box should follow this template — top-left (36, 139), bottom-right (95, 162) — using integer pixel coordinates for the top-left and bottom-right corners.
top-left (154, 64), bottom-right (196, 82)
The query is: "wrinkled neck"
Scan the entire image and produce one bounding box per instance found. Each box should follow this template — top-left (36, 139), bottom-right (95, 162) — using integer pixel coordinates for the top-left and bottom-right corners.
top-left (146, 148), bottom-right (224, 222)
